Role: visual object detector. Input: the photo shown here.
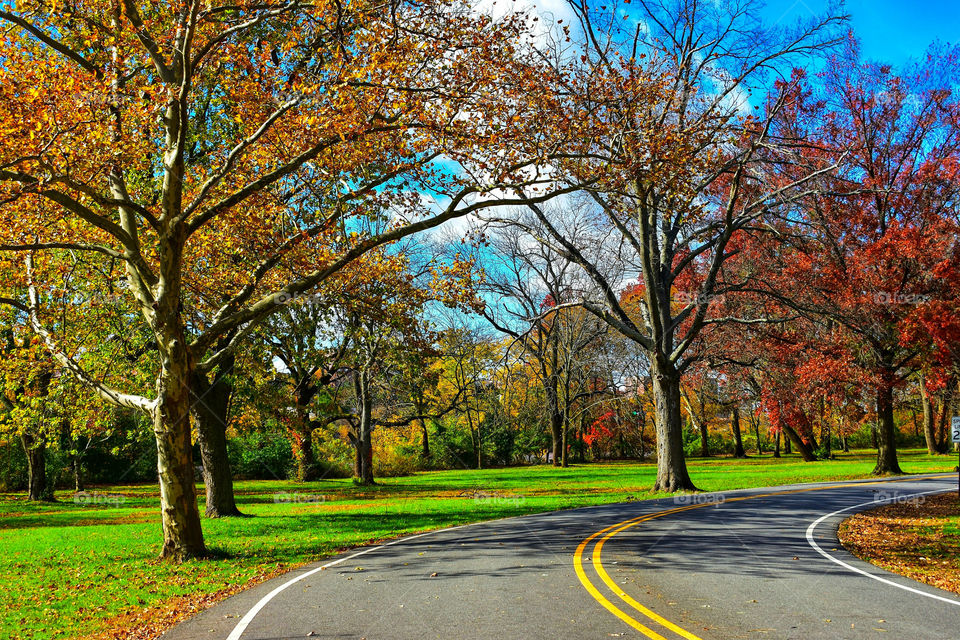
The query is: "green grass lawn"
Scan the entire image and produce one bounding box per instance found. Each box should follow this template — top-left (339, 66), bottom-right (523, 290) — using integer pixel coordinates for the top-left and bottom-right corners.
top-left (1, 449), bottom-right (953, 639)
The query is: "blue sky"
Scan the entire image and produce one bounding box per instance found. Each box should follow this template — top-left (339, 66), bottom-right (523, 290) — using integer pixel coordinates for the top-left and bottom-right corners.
top-left (762, 0), bottom-right (959, 64)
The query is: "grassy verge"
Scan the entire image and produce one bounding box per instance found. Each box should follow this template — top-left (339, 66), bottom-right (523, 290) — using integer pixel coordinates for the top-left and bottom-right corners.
top-left (839, 490), bottom-right (960, 595)
top-left (1, 449), bottom-right (952, 639)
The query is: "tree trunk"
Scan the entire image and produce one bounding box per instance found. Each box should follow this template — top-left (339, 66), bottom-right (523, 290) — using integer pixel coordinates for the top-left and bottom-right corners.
top-left (819, 398), bottom-right (830, 458)
top-left (936, 405), bottom-right (948, 452)
top-left (357, 429), bottom-right (374, 484)
top-left (773, 431), bottom-right (781, 458)
top-left (73, 460), bottom-right (82, 493)
top-left (191, 352), bottom-right (242, 517)
top-left (638, 416), bottom-right (646, 461)
top-left (754, 420), bottom-right (763, 455)
top-left (784, 432), bottom-right (791, 455)
top-left (355, 370), bottom-right (375, 485)
top-left (60, 419), bottom-right (84, 492)
top-left (152, 286), bottom-right (206, 560)
top-left (419, 419), bottom-right (430, 460)
top-left (20, 372), bottom-right (54, 502)
top-left (353, 434), bottom-right (362, 478)
top-left (21, 434), bottom-right (51, 501)
top-left (67, 444), bottom-right (83, 493)
top-left (561, 414), bottom-right (569, 467)
top-left (682, 388), bottom-right (708, 457)
top-left (731, 405), bottom-right (746, 458)
top-left (476, 411), bottom-right (483, 470)
top-left (698, 421), bottom-right (709, 457)
top-left (873, 384), bottom-right (903, 475)
top-left (549, 408), bottom-right (562, 467)
top-left (576, 413), bottom-right (587, 463)
top-left (291, 376), bottom-right (322, 481)
top-left (936, 387), bottom-right (954, 454)
top-left (154, 381), bottom-right (206, 560)
top-left (781, 424), bottom-right (816, 461)
top-left (294, 427), bottom-right (320, 481)
top-left (920, 379), bottom-right (938, 454)
top-left (651, 361), bottom-right (697, 492)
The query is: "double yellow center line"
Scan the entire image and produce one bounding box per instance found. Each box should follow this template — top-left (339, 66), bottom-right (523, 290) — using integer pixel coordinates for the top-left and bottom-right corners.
top-left (573, 474), bottom-right (954, 640)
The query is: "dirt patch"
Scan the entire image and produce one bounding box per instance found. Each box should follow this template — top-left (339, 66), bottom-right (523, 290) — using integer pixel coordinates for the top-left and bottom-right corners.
top-left (838, 491), bottom-right (960, 595)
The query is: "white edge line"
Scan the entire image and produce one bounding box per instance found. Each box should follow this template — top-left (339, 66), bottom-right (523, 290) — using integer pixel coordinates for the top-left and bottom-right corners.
top-left (805, 487), bottom-right (960, 608)
top-left (225, 524), bottom-right (467, 640)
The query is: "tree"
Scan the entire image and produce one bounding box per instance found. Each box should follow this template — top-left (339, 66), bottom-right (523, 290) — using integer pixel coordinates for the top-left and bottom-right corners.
top-left (757, 40), bottom-right (960, 474)
top-left (0, 0), bottom-right (567, 558)
top-left (430, 327), bottom-right (501, 470)
top-left (515, 0), bottom-right (844, 490)
top-left (680, 372), bottom-right (723, 458)
top-left (256, 298), bottom-right (354, 482)
top-left (284, 245), bottom-right (478, 483)
top-left (0, 279), bottom-right (123, 500)
top-left (919, 372), bottom-right (957, 454)
top-left (481, 220), bottom-right (606, 466)
top-left (0, 324), bottom-right (56, 501)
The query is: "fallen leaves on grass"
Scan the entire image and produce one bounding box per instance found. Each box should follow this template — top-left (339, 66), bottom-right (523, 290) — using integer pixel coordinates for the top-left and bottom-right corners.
top-left (77, 530), bottom-right (453, 639)
top-left (838, 492), bottom-right (960, 595)
top-left (77, 564), bottom-right (294, 640)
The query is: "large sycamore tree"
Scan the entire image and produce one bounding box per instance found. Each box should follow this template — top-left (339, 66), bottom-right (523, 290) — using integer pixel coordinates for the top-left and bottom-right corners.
top-left (522, 0), bottom-right (844, 490)
top-left (0, 0), bottom-right (559, 559)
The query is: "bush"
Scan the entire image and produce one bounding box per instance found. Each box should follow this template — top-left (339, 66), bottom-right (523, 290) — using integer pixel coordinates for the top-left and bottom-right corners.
top-left (682, 428), bottom-right (734, 457)
top-left (80, 431), bottom-right (157, 486)
top-left (430, 420), bottom-right (477, 469)
top-left (373, 447), bottom-right (419, 477)
top-left (313, 436), bottom-right (353, 479)
top-left (228, 430), bottom-right (294, 480)
top-left (487, 421), bottom-right (516, 466)
top-left (0, 439), bottom-right (27, 492)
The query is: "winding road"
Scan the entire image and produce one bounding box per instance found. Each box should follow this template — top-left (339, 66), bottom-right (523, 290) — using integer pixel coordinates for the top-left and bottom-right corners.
top-left (163, 474), bottom-right (959, 640)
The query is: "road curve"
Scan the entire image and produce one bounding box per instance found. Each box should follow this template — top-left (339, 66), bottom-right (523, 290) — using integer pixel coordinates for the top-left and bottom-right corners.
top-left (163, 474), bottom-right (958, 640)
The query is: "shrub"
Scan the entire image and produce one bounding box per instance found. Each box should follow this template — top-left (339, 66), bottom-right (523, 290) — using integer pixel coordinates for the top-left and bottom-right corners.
top-left (313, 436), bottom-right (353, 479)
top-left (682, 428), bottom-right (734, 457)
top-left (228, 430), bottom-right (294, 480)
top-left (0, 439), bottom-right (27, 492)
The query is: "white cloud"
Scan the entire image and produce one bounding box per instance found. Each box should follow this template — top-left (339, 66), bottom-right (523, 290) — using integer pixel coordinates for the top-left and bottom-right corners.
top-left (472, 0), bottom-right (576, 45)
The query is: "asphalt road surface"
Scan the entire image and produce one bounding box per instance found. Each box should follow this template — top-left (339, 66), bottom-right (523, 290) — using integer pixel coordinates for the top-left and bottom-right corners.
top-left (163, 474), bottom-right (959, 640)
